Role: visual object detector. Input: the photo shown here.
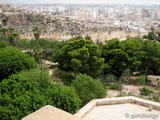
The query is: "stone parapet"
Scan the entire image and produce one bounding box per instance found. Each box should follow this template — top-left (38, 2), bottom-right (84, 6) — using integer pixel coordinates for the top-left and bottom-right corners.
top-left (74, 96), bottom-right (160, 119)
top-left (22, 96), bottom-right (160, 120)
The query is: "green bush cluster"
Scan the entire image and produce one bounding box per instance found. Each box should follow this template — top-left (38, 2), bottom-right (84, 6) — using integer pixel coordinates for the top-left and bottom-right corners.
top-left (138, 75), bottom-right (146, 85)
top-left (143, 27), bottom-right (160, 42)
top-left (0, 47), bottom-right (37, 80)
top-left (107, 83), bottom-right (122, 91)
top-left (18, 38), bottom-right (65, 61)
top-left (102, 74), bottom-right (118, 83)
top-left (0, 40), bottom-right (10, 49)
top-left (152, 96), bottom-right (160, 102)
top-left (18, 69), bottom-right (51, 92)
top-left (0, 69), bottom-right (82, 119)
top-left (54, 69), bottom-right (74, 85)
top-left (140, 87), bottom-right (153, 96)
top-left (73, 74), bottom-right (106, 105)
top-left (0, 73), bottom-right (47, 120)
top-left (149, 96), bottom-right (160, 102)
top-left (46, 84), bottom-right (81, 114)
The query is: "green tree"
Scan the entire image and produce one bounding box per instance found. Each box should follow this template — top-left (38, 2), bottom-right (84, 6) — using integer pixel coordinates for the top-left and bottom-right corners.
top-left (71, 58), bottom-right (82, 77)
top-left (85, 34), bottom-right (91, 40)
top-left (120, 38), bottom-right (142, 72)
top-left (102, 39), bottom-right (130, 77)
top-left (143, 27), bottom-right (160, 42)
top-left (85, 41), bottom-right (105, 77)
top-left (0, 28), bottom-right (10, 41)
top-left (148, 27), bottom-right (156, 41)
top-left (32, 46), bottom-right (43, 64)
top-left (140, 40), bottom-right (160, 76)
top-left (8, 32), bottom-right (19, 46)
top-left (18, 38), bottom-right (66, 61)
top-left (38, 38), bottom-right (66, 60)
top-left (73, 74), bottom-right (106, 105)
top-left (53, 36), bottom-right (104, 78)
top-left (0, 28), bottom-right (19, 46)
top-left (33, 27), bottom-right (41, 47)
top-left (0, 47), bottom-right (37, 80)
top-left (156, 33), bottom-right (160, 42)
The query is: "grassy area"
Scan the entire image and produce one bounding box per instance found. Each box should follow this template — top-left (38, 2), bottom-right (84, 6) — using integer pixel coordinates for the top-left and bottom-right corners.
top-left (106, 83), bottom-right (122, 91)
top-left (54, 69), bottom-right (74, 85)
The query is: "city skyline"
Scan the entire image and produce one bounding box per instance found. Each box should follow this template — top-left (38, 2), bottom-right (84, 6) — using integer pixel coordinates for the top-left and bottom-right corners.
top-left (1, 0), bottom-right (160, 5)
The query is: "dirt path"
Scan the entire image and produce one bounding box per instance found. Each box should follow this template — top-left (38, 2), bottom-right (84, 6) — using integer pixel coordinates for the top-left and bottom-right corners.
top-left (106, 84), bottom-right (159, 98)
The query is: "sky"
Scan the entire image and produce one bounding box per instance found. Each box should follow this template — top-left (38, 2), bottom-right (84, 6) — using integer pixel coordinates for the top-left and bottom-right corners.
top-left (1, 0), bottom-right (160, 5)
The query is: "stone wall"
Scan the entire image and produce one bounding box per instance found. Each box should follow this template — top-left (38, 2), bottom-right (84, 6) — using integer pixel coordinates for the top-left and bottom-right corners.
top-left (20, 30), bottom-right (146, 42)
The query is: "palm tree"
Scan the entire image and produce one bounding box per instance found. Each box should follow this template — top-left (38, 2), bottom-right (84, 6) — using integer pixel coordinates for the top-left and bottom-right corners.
top-left (6, 28), bottom-right (19, 46)
top-left (9, 32), bottom-right (19, 46)
top-left (0, 27), bottom-right (19, 46)
top-left (33, 27), bottom-right (41, 47)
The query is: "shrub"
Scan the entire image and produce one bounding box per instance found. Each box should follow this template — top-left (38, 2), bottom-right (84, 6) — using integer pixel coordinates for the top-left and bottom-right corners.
top-left (0, 47), bottom-right (37, 81)
top-left (149, 96), bottom-right (160, 102)
top-left (0, 40), bottom-right (10, 49)
top-left (54, 69), bottom-right (74, 85)
top-left (26, 38), bottom-right (65, 61)
top-left (18, 69), bottom-right (81, 113)
top-left (0, 69), bottom-right (81, 119)
top-left (107, 83), bottom-right (122, 91)
top-left (102, 74), bottom-right (118, 83)
top-left (46, 84), bottom-right (81, 114)
top-left (119, 75), bottom-right (129, 84)
top-left (0, 74), bottom-right (47, 120)
top-left (138, 75), bottom-right (146, 85)
top-left (18, 69), bottom-right (51, 92)
top-left (140, 87), bottom-right (153, 96)
top-left (73, 74), bottom-right (106, 105)
top-left (152, 96), bottom-right (160, 102)
top-left (18, 38), bottom-right (30, 49)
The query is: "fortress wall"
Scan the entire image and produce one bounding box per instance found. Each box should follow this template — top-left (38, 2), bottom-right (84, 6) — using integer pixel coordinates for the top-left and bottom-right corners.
top-left (21, 31), bottom-right (147, 42)
top-left (21, 32), bottom-right (73, 41)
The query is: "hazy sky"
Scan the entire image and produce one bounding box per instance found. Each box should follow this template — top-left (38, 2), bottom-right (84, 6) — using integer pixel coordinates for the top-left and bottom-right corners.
top-left (1, 0), bottom-right (160, 5)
